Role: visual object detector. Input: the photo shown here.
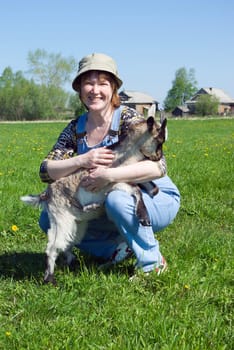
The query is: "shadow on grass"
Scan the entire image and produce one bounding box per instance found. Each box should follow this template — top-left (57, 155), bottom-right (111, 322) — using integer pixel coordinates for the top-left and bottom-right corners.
top-left (0, 251), bottom-right (45, 281)
top-left (0, 251), bottom-right (87, 282)
top-left (0, 251), bottom-right (135, 283)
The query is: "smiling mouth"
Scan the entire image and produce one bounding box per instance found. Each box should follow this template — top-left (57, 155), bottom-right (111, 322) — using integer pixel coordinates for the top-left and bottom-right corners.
top-left (89, 97), bottom-right (102, 102)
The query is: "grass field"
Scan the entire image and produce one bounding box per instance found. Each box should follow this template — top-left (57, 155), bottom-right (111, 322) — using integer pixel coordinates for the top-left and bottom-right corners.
top-left (0, 118), bottom-right (233, 350)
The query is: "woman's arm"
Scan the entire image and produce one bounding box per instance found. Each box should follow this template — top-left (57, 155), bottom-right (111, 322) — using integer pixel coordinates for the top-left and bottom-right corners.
top-left (105, 159), bottom-right (164, 183)
top-left (39, 120), bottom-right (78, 183)
top-left (39, 118), bottom-right (116, 182)
top-left (82, 158), bottom-right (166, 192)
top-left (46, 147), bottom-right (115, 181)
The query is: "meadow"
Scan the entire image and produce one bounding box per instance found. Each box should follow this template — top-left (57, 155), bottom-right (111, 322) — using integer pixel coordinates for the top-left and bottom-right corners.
top-left (0, 118), bottom-right (233, 350)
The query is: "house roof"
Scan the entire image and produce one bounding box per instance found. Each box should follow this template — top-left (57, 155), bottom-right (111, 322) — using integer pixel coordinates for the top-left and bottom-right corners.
top-left (173, 106), bottom-right (190, 113)
top-left (191, 87), bottom-right (234, 104)
top-left (120, 90), bottom-right (158, 104)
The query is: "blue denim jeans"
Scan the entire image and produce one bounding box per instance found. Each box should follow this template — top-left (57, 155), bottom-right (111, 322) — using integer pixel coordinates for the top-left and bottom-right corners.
top-left (39, 175), bottom-right (180, 272)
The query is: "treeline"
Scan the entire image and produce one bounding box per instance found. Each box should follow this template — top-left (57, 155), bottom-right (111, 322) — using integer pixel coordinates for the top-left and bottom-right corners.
top-left (0, 49), bottom-right (86, 121)
top-left (0, 49), bottom-right (221, 120)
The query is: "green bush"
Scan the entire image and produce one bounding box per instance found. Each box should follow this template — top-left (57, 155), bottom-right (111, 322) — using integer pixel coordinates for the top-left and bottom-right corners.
top-left (195, 94), bottom-right (219, 116)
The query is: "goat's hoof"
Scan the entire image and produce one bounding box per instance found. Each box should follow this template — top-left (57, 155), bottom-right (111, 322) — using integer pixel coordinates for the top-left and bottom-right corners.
top-left (44, 274), bottom-right (57, 286)
top-left (140, 218), bottom-right (151, 226)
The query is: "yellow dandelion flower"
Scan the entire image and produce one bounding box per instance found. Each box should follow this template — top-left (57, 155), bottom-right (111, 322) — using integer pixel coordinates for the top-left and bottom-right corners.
top-left (11, 225), bottom-right (19, 232)
top-left (184, 284), bottom-right (190, 289)
top-left (5, 331), bottom-right (11, 336)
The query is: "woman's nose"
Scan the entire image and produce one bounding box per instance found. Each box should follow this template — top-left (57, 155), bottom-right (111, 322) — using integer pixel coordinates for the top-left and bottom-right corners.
top-left (90, 84), bottom-right (99, 94)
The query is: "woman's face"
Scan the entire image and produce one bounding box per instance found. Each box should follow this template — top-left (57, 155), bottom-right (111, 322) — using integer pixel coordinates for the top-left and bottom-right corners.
top-left (80, 71), bottom-right (114, 112)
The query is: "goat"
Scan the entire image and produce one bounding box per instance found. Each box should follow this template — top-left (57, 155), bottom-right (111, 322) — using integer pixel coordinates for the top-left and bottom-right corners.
top-left (21, 116), bottom-right (167, 285)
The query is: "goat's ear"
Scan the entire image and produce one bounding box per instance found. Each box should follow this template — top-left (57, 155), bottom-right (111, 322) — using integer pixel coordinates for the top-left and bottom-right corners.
top-left (147, 116), bottom-right (155, 131)
top-left (160, 118), bottom-right (168, 141)
top-left (161, 118), bottom-right (167, 129)
top-left (147, 104), bottom-right (156, 118)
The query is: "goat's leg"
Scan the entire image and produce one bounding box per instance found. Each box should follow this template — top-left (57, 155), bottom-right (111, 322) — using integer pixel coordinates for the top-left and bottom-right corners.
top-left (44, 215), bottom-right (76, 285)
top-left (112, 183), bottom-right (151, 226)
top-left (64, 249), bottom-right (76, 266)
top-left (44, 220), bottom-right (64, 285)
top-left (63, 220), bottom-right (88, 267)
top-left (132, 186), bottom-right (151, 226)
top-left (44, 214), bottom-right (88, 284)
top-left (135, 196), bottom-right (151, 226)
top-left (44, 245), bottom-right (58, 285)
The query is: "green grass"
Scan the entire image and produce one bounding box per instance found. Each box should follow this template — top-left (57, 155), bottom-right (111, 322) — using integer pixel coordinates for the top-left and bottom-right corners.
top-left (0, 119), bottom-right (233, 350)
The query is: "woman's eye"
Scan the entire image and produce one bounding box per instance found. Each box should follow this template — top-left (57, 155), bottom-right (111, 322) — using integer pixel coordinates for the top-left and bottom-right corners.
top-left (101, 82), bottom-right (110, 87)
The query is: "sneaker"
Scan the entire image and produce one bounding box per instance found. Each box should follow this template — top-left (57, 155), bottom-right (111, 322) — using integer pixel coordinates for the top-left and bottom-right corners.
top-left (145, 256), bottom-right (168, 276)
top-left (129, 256), bottom-right (167, 280)
top-left (110, 241), bottom-right (133, 263)
top-left (98, 241), bottom-right (133, 270)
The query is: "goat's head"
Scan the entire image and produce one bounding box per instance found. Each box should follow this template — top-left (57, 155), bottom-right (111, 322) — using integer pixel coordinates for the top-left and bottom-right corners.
top-left (140, 116), bottom-right (167, 161)
top-left (110, 115), bottom-right (167, 162)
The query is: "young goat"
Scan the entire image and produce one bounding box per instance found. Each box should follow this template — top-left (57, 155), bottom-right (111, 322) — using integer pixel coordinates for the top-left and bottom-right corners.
top-left (21, 116), bottom-right (167, 285)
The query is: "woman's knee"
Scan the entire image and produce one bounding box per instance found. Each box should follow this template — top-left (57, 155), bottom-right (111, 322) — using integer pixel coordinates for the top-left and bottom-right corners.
top-left (105, 190), bottom-right (134, 218)
top-left (151, 197), bottom-right (180, 232)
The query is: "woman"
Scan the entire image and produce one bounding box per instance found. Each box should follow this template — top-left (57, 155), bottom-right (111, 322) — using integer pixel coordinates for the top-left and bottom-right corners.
top-left (39, 53), bottom-right (180, 275)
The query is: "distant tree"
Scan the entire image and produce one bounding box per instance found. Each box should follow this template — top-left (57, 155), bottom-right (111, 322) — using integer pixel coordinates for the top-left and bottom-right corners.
top-left (27, 49), bottom-right (77, 118)
top-left (164, 67), bottom-right (197, 111)
top-left (68, 94), bottom-right (87, 117)
top-left (195, 94), bottom-right (219, 116)
top-left (0, 50), bottom-right (83, 120)
top-left (27, 49), bottom-right (76, 88)
top-left (0, 67), bottom-right (14, 87)
top-left (0, 67), bottom-right (56, 120)
top-left (0, 67), bottom-right (27, 120)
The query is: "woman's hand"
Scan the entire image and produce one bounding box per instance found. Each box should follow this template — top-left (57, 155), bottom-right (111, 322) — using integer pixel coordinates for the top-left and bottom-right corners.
top-left (78, 147), bottom-right (115, 169)
top-left (46, 147), bottom-right (115, 181)
top-left (80, 158), bottom-right (164, 192)
top-left (81, 160), bottom-right (164, 192)
top-left (81, 167), bottom-right (111, 192)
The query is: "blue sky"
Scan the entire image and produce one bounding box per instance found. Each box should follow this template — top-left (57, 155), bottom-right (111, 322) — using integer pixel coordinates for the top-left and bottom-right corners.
top-left (0, 0), bottom-right (233, 106)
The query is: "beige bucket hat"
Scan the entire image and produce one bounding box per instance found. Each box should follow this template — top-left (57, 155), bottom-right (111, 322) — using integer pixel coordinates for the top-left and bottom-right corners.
top-left (72, 53), bottom-right (123, 91)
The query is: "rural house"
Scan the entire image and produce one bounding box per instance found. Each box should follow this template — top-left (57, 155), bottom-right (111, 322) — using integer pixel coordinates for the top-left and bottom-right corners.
top-left (119, 90), bottom-right (159, 116)
top-left (172, 105), bottom-right (190, 117)
top-left (186, 87), bottom-right (234, 115)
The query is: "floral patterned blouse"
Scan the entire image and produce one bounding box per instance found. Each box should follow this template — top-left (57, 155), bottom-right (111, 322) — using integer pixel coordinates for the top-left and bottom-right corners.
top-left (39, 106), bottom-right (167, 183)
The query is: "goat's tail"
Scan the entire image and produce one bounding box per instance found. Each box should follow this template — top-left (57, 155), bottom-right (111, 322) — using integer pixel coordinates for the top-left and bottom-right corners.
top-left (20, 193), bottom-right (45, 209)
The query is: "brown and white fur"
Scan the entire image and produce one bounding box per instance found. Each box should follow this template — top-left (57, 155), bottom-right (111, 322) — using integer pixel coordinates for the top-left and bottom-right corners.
top-left (21, 116), bottom-right (167, 285)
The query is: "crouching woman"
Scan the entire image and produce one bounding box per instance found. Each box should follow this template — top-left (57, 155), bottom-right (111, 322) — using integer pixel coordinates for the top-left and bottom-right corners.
top-left (39, 52), bottom-right (180, 275)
